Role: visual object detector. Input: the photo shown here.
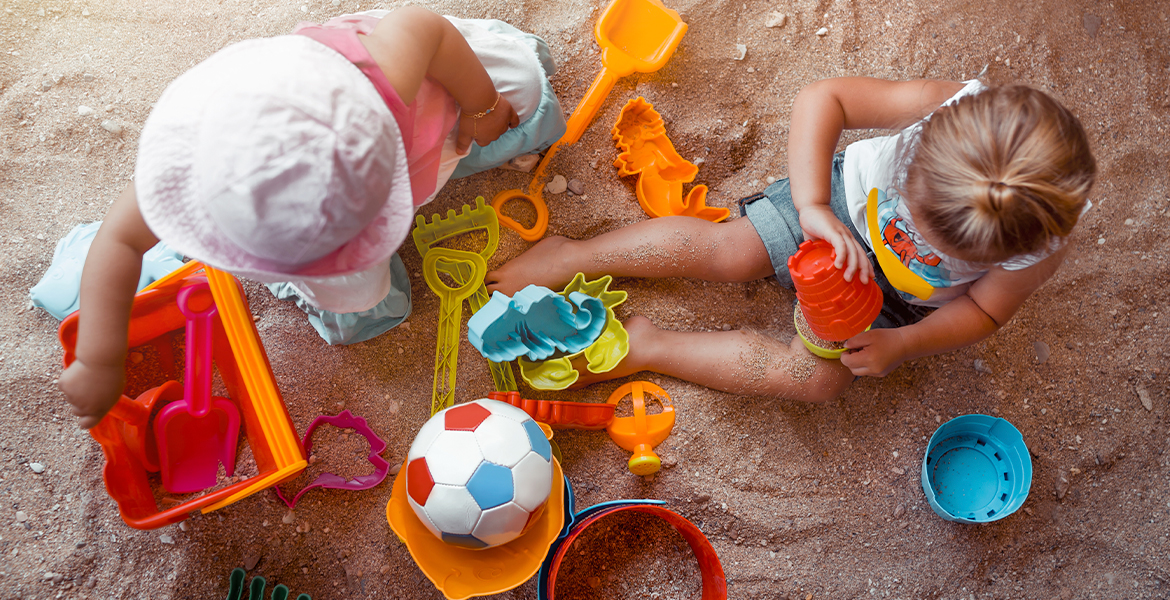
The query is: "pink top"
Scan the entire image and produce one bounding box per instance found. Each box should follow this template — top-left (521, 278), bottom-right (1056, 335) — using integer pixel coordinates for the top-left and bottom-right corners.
top-left (294, 15), bottom-right (458, 206)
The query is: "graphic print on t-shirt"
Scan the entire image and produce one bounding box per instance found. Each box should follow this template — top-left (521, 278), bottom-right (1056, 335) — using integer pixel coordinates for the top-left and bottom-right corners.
top-left (873, 188), bottom-right (952, 297)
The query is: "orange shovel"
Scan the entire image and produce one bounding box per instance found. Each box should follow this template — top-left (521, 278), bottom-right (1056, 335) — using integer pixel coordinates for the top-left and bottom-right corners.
top-left (492, 0), bottom-right (688, 241)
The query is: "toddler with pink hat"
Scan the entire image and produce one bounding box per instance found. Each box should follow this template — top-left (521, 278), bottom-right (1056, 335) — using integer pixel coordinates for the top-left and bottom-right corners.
top-left (59, 6), bottom-right (567, 430)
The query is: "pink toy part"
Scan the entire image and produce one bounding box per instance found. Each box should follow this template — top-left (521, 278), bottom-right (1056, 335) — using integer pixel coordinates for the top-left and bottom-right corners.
top-left (275, 410), bottom-right (389, 508)
top-left (154, 281), bottom-right (242, 494)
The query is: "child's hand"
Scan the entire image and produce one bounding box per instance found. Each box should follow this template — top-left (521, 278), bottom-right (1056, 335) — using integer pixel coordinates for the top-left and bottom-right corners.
top-left (59, 358), bottom-right (125, 429)
top-left (456, 94), bottom-right (520, 153)
top-left (839, 328), bottom-right (907, 377)
top-left (798, 205), bottom-right (874, 284)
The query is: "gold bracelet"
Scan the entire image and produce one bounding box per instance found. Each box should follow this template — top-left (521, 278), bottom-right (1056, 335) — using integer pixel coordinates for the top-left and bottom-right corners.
top-left (461, 92), bottom-right (501, 120)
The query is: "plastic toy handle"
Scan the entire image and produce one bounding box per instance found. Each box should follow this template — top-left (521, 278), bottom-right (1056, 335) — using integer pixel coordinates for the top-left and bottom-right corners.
top-left (106, 394), bottom-right (149, 425)
top-left (560, 69), bottom-right (617, 147)
top-left (176, 283), bottom-right (218, 418)
top-left (491, 188), bottom-right (549, 243)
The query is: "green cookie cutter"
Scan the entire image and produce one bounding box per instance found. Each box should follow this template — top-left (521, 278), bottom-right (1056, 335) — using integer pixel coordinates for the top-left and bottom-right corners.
top-left (518, 273), bottom-right (629, 390)
top-left (225, 567), bottom-right (310, 600)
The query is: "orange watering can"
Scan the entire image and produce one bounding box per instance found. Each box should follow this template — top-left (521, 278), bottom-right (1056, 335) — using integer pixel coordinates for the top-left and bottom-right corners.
top-left (492, 0), bottom-right (688, 241)
top-left (606, 381), bottom-right (676, 475)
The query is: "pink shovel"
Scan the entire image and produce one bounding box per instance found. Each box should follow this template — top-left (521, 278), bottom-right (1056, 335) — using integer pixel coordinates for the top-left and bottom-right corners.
top-left (154, 282), bottom-right (241, 494)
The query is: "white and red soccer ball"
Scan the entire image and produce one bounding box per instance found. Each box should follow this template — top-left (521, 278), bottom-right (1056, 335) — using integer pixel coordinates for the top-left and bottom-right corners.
top-left (405, 399), bottom-right (554, 549)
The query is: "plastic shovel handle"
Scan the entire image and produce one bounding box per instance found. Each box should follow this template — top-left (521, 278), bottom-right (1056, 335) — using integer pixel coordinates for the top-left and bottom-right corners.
top-left (559, 68), bottom-right (617, 147)
top-left (177, 283), bottom-right (218, 418)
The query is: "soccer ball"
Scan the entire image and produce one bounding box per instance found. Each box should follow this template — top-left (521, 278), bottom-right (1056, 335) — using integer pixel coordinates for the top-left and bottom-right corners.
top-left (405, 399), bottom-right (554, 549)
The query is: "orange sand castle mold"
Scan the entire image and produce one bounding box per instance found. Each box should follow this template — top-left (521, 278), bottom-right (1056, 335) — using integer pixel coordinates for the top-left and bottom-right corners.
top-left (787, 239), bottom-right (882, 344)
top-left (611, 97), bottom-right (731, 223)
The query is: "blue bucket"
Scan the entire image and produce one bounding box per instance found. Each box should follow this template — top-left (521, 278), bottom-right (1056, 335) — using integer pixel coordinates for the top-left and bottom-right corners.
top-left (921, 415), bottom-right (1032, 523)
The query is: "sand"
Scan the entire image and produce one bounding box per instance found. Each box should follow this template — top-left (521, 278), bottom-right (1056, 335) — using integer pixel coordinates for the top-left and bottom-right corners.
top-left (1, 0), bottom-right (1168, 598)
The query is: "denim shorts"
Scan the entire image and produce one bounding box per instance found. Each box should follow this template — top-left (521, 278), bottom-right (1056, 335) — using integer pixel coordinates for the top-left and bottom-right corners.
top-left (739, 153), bottom-right (932, 330)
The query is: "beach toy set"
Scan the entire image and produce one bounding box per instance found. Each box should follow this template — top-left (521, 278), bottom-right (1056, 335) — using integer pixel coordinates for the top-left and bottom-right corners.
top-left (492, 0), bottom-right (688, 242)
top-left (59, 262), bottom-right (306, 529)
top-left (787, 239), bottom-right (882, 358)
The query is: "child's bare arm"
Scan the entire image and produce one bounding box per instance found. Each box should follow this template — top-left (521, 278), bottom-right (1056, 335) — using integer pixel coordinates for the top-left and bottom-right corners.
top-left (360, 7), bottom-right (520, 153)
top-left (59, 185), bottom-right (159, 428)
top-left (841, 245), bottom-right (1069, 376)
top-left (788, 77), bottom-right (965, 284)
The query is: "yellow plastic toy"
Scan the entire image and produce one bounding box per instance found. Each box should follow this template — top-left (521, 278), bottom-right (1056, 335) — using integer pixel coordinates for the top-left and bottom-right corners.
top-left (491, 0), bottom-right (689, 242)
top-left (612, 97), bottom-right (730, 222)
top-left (866, 188), bottom-right (936, 301)
top-left (386, 458), bottom-right (566, 600)
top-left (517, 273), bottom-right (629, 390)
top-left (420, 247), bottom-right (486, 416)
top-left (413, 197), bottom-right (519, 395)
top-left (606, 381), bottom-right (675, 476)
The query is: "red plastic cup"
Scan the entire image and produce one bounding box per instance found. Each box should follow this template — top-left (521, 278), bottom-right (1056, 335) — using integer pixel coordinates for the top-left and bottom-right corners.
top-left (787, 239), bottom-right (882, 341)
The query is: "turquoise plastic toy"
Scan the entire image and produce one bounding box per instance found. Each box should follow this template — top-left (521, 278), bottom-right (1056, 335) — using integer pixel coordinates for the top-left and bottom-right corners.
top-left (921, 414), bottom-right (1032, 523)
top-left (467, 285), bottom-right (607, 363)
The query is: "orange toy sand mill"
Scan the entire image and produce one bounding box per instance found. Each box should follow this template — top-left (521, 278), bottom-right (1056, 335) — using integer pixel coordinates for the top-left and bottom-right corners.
top-left (612, 97), bottom-right (730, 222)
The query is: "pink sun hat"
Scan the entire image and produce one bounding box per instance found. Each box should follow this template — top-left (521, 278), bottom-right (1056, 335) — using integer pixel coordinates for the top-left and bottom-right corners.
top-left (135, 35), bottom-right (414, 281)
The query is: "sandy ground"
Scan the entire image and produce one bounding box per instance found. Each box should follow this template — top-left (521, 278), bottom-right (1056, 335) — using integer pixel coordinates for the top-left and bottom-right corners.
top-left (2, 0), bottom-right (1168, 598)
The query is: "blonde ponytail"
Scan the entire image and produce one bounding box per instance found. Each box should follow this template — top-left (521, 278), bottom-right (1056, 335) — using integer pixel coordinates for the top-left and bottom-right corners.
top-left (904, 85), bottom-right (1096, 263)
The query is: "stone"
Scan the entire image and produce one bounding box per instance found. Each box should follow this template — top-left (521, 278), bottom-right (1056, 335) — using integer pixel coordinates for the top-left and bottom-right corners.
top-left (1083, 14), bottom-right (1101, 37)
top-left (331, 0), bottom-right (340, 4)
top-left (588, 576), bottom-right (601, 588)
top-left (766, 176), bottom-right (776, 184)
top-left (891, 467), bottom-right (905, 475)
top-left (695, 493), bottom-right (711, 504)
top-left (388, 461), bottom-right (403, 475)
top-left (974, 359), bottom-right (993, 374)
top-left (499, 153), bottom-right (540, 173)
top-left (179, 521), bottom-right (189, 532)
top-left (766, 12), bottom-right (787, 28)
top-left (1136, 385), bottom-right (1153, 411)
top-left (243, 553), bottom-right (261, 570)
top-left (545, 174), bottom-right (567, 194)
top-left (1055, 469), bottom-right (1070, 500)
top-left (129, 352), bottom-right (143, 364)
top-left (734, 44), bottom-right (747, 60)
top-left (282, 512), bottom-right (296, 524)
top-left (100, 120), bottom-right (123, 135)
top-left (82, 7), bottom-right (90, 16)
top-left (816, 27), bottom-right (829, 36)
top-left (77, 105), bottom-right (96, 117)
top-left (160, 534), bottom-right (175, 544)
top-left (893, 504), bottom-right (905, 518)
top-left (567, 178), bottom-right (584, 195)
top-left (15, 511), bottom-right (27, 522)
top-left (1033, 341), bottom-right (1051, 364)
top-left (30, 462), bottom-right (45, 473)
top-left (721, 324), bottom-right (732, 331)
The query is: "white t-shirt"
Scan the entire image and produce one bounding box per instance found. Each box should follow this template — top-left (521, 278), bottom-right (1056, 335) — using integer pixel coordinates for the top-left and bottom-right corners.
top-left (841, 80), bottom-right (1083, 307)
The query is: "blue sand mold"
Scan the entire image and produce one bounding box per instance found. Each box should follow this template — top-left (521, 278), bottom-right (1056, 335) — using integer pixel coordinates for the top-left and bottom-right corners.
top-left (921, 414), bottom-right (1032, 523)
top-left (466, 462), bottom-right (515, 510)
top-left (467, 285), bottom-right (607, 362)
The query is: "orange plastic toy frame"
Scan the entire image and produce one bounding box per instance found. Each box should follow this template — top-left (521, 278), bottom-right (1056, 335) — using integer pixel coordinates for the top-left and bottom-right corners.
top-left (612, 97), bottom-right (730, 222)
top-left (492, 0), bottom-right (688, 242)
top-left (606, 381), bottom-right (675, 475)
top-left (59, 262), bottom-right (306, 529)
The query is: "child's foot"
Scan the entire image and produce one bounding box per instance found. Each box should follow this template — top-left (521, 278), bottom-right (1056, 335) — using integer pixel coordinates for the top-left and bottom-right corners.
top-left (487, 236), bottom-right (582, 295)
top-left (568, 316), bottom-right (658, 388)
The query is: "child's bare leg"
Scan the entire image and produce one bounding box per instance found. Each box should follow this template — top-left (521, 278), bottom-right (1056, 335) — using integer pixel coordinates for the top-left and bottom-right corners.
top-left (487, 216), bottom-right (773, 294)
top-left (574, 316), bottom-right (854, 404)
